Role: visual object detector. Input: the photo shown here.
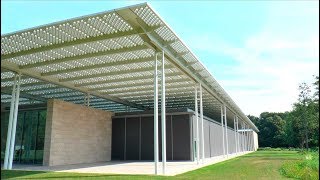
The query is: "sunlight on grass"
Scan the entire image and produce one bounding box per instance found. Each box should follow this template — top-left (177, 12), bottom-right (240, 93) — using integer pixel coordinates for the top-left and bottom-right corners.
top-left (1, 150), bottom-right (311, 180)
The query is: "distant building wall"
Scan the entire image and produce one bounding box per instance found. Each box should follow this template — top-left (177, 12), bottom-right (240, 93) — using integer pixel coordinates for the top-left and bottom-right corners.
top-left (43, 99), bottom-right (113, 166)
top-left (253, 131), bottom-right (259, 151)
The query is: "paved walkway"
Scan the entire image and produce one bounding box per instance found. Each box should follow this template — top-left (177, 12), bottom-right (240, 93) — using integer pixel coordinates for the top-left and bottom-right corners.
top-left (10, 151), bottom-right (252, 176)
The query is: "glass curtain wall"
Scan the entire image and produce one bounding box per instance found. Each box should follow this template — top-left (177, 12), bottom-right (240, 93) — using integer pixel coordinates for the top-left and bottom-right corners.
top-left (1, 109), bottom-right (46, 164)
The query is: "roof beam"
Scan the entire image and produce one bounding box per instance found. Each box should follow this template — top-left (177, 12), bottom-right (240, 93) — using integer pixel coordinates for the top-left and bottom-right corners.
top-left (74, 71), bottom-right (180, 87)
top-left (1, 61), bottom-right (147, 110)
top-left (22, 86), bottom-right (61, 93)
top-left (89, 77), bottom-right (189, 91)
top-left (1, 82), bottom-right (56, 92)
top-left (1, 26), bottom-right (161, 61)
top-left (1, 88), bottom-right (47, 102)
top-left (59, 65), bottom-right (172, 82)
top-left (109, 86), bottom-right (194, 97)
top-left (131, 96), bottom-right (211, 103)
top-left (102, 83), bottom-right (192, 95)
top-left (1, 76), bottom-right (30, 83)
top-left (41, 56), bottom-right (154, 76)
top-left (20, 45), bottom-right (149, 69)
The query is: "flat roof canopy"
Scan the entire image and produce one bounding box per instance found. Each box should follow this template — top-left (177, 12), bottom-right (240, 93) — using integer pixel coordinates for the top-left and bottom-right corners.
top-left (1, 3), bottom-right (258, 132)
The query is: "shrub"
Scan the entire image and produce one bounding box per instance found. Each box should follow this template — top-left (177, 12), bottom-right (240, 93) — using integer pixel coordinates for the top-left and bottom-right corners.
top-left (280, 151), bottom-right (319, 180)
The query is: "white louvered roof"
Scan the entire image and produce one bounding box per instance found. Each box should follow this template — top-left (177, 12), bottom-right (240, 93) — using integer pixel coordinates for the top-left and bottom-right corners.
top-left (1, 3), bottom-right (258, 132)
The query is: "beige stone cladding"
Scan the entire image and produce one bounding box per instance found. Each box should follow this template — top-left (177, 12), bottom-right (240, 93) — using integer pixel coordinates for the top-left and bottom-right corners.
top-left (43, 99), bottom-right (113, 166)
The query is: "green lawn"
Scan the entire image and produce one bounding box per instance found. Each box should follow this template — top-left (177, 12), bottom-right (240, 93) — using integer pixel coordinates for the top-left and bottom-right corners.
top-left (1, 151), bottom-right (304, 180)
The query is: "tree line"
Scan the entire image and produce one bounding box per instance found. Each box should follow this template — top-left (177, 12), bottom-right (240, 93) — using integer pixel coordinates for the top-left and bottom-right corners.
top-left (248, 76), bottom-right (319, 149)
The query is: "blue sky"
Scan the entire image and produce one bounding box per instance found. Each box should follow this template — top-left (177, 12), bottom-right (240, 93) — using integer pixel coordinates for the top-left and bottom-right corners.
top-left (2, 0), bottom-right (319, 116)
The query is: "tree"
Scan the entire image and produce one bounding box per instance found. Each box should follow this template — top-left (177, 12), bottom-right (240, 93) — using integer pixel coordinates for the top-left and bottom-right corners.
top-left (313, 75), bottom-right (319, 102)
top-left (249, 112), bottom-right (286, 147)
top-left (298, 82), bottom-right (312, 150)
top-left (247, 76), bottom-right (319, 149)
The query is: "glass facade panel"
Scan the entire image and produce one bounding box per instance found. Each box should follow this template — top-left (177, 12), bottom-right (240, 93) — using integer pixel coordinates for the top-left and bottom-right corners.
top-left (1, 109), bottom-right (46, 165)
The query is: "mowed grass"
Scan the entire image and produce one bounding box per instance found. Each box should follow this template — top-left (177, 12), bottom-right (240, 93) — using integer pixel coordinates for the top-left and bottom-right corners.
top-left (1, 151), bottom-right (304, 180)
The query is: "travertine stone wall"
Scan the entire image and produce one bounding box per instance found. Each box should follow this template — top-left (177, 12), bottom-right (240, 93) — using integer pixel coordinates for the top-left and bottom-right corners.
top-left (43, 99), bottom-right (113, 166)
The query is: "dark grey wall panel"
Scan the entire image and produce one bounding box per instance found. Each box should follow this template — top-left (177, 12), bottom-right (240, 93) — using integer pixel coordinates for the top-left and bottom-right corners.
top-left (111, 118), bottom-right (125, 160)
top-left (172, 115), bottom-right (191, 160)
top-left (141, 116), bottom-right (154, 160)
top-left (126, 117), bottom-right (140, 160)
top-left (166, 115), bottom-right (173, 160)
top-left (112, 114), bottom-right (192, 161)
top-left (158, 115), bottom-right (173, 161)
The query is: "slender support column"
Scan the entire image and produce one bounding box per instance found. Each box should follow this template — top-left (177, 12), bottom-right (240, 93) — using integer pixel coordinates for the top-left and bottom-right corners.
top-left (244, 124), bottom-right (247, 151)
top-left (161, 50), bottom-right (166, 175)
top-left (87, 93), bottom-right (90, 106)
top-left (250, 131), bottom-right (252, 151)
top-left (8, 73), bottom-right (21, 169)
top-left (154, 52), bottom-right (159, 175)
top-left (236, 116), bottom-right (239, 153)
top-left (244, 124), bottom-right (246, 152)
top-left (252, 132), bottom-right (254, 151)
top-left (249, 130), bottom-right (251, 151)
top-left (242, 123), bottom-right (245, 152)
top-left (241, 122), bottom-right (244, 152)
top-left (194, 85), bottom-right (200, 164)
top-left (84, 93), bottom-right (90, 106)
top-left (3, 74), bottom-right (17, 169)
top-left (233, 116), bottom-right (237, 155)
top-left (224, 105), bottom-right (229, 157)
top-left (248, 131), bottom-right (251, 151)
top-left (199, 84), bottom-right (204, 163)
top-left (247, 126), bottom-right (249, 151)
top-left (220, 105), bottom-right (225, 157)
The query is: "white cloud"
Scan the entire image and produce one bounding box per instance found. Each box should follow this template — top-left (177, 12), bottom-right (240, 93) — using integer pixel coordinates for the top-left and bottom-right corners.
top-left (188, 2), bottom-right (319, 116)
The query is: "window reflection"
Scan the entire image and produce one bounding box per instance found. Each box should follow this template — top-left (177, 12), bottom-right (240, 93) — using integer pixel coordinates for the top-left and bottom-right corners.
top-left (1, 109), bottom-right (46, 165)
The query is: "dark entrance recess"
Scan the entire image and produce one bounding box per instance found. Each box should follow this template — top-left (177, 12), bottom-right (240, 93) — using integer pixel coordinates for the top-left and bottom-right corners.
top-left (111, 110), bottom-right (192, 161)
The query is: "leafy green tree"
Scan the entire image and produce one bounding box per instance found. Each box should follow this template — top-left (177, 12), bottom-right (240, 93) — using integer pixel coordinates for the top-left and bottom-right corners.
top-left (298, 82), bottom-right (312, 149)
top-left (249, 112), bottom-right (286, 147)
top-left (247, 75), bottom-right (319, 148)
top-left (313, 75), bottom-right (319, 102)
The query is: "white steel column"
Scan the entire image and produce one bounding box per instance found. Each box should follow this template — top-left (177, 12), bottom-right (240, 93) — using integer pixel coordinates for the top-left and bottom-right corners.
top-left (241, 122), bottom-right (244, 152)
top-left (244, 124), bottom-right (247, 151)
top-left (233, 116), bottom-right (237, 155)
top-left (249, 129), bottom-right (251, 151)
top-left (8, 73), bottom-right (21, 169)
top-left (194, 85), bottom-right (199, 164)
top-left (250, 131), bottom-right (252, 151)
top-left (154, 52), bottom-right (159, 175)
top-left (199, 84), bottom-right (204, 163)
top-left (247, 126), bottom-right (249, 151)
top-left (220, 105), bottom-right (225, 157)
top-left (3, 74), bottom-right (17, 169)
top-left (161, 50), bottom-right (166, 175)
top-left (243, 123), bottom-right (247, 151)
top-left (87, 93), bottom-right (90, 106)
top-left (224, 105), bottom-right (229, 157)
top-left (248, 131), bottom-right (251, 151)
top-left (251, 132), bottom-right (254, 151)
top-left (236, 116), bottom-right (240, 153)
top-left (242, 123), bottom-right (245, 152)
